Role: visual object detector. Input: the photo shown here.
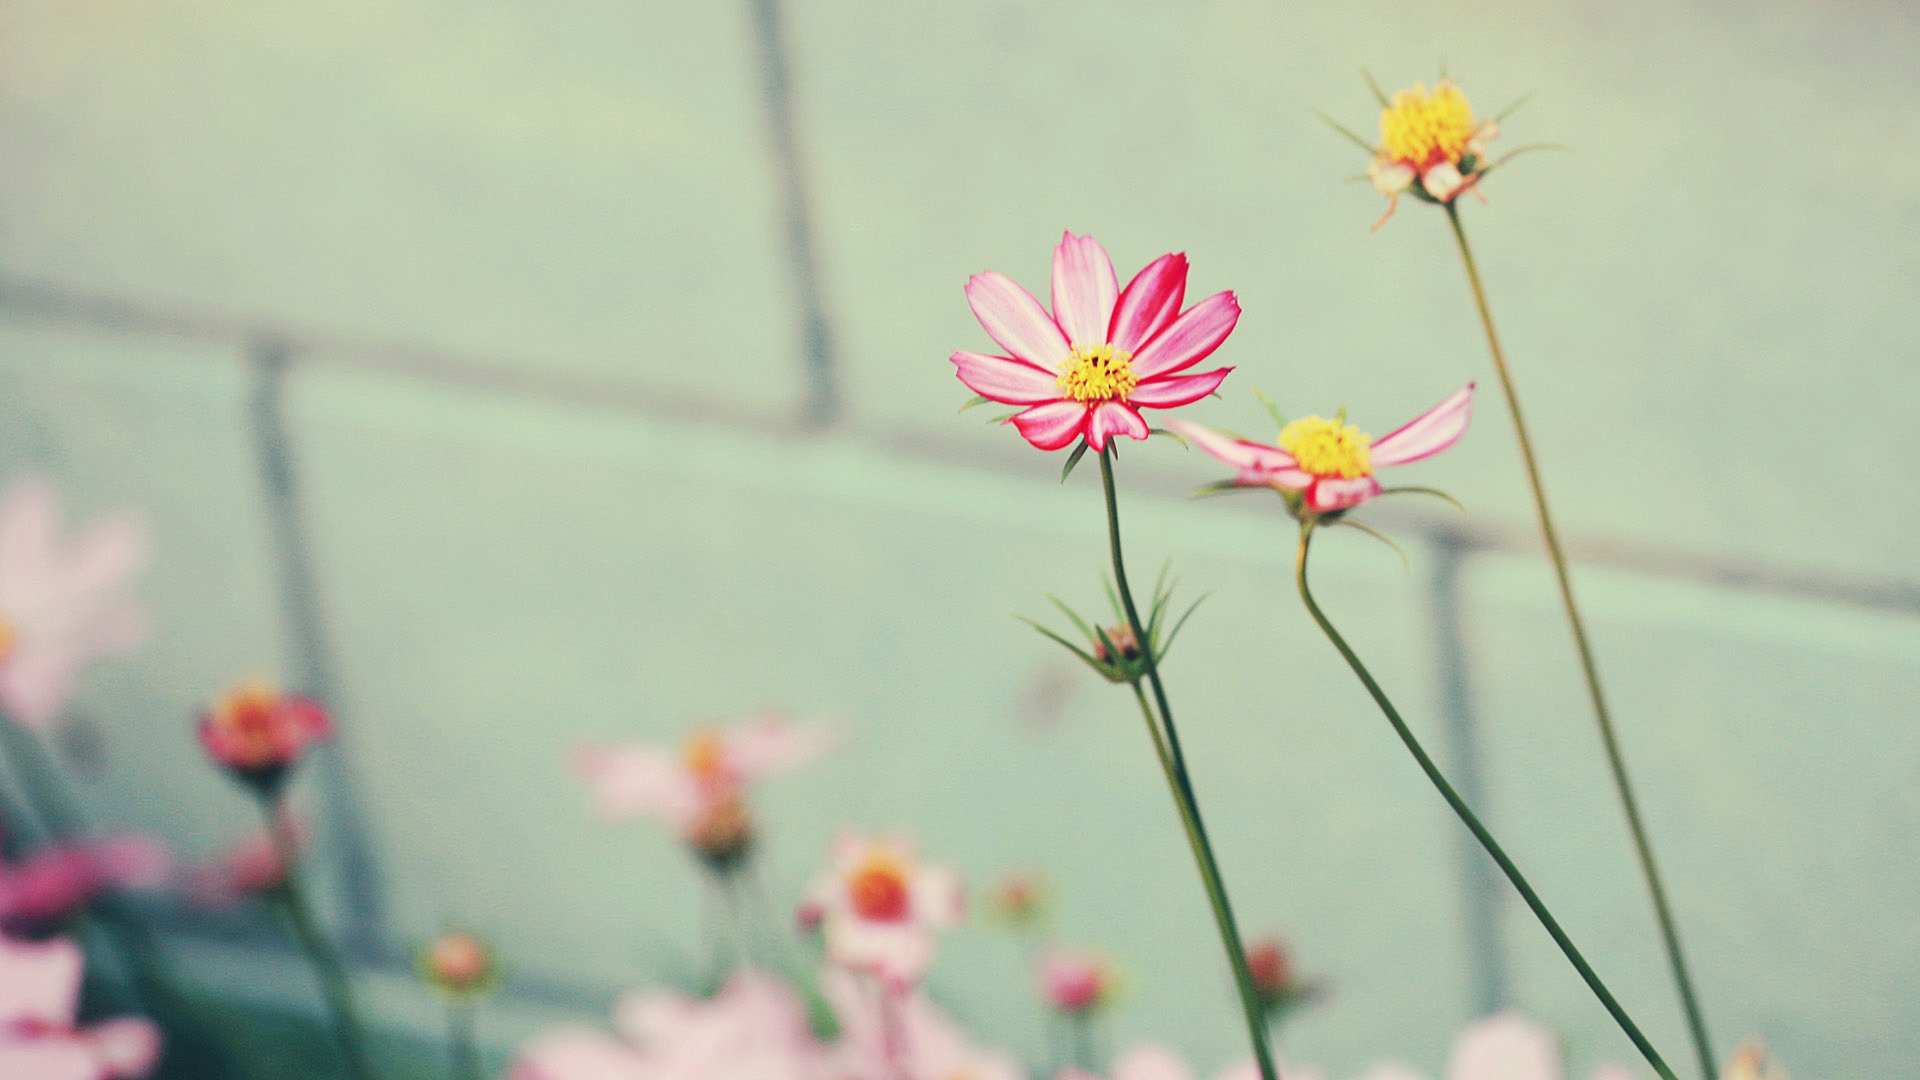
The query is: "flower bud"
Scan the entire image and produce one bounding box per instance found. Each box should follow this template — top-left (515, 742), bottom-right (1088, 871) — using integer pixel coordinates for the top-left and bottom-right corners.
top-left (1036, 948), bottom-right (1120, 1016)
top-left (197, 679), bottom-right (331, 798)
top-left (687, 795), bottom-right (755, 872)
top-left (417, 930), bottom-right (499, 998)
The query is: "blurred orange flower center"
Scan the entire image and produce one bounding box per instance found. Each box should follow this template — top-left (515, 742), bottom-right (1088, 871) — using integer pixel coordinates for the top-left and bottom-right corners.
top-left (1380, 82), bottom-right (1475, 166)
top-left (0, 615), bottom-right (15, 662)
top-left (681, 730), bottom-right (728, 782)
top-left (214, 683), bottom-right (286, 765)
top-left (1056, 344), bottom-right (1138, 403)
top-left (1279, 416), bottom-right (1373, 479)
top-left (847, 853), bottom-right (912, 922)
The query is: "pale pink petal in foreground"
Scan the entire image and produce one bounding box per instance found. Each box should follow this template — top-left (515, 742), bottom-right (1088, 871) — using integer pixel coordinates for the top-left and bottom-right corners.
top-left (725, 712), bottom-right (837, 779)
top-left (571, 744), bottom-right (700, 826)
top-left (808, 832), bottom-right (964, 991)
top-left (82, 1018), bottom-right (162, 1080)
top-left (822, 968), bottom-right (1023, 1080)
top-left (1112, 1045), bottom-right (1196, 1080)
top-left (505, 1026), bottom-right (648, 1080)
top-left (1052, 231), bottom-right (1120, 347)
top-left (1128, 291), bottom-right (1241, 380)
top-left (0, 1042), bottom-right (101, 1080)
top-left (952, 351), bottom-right (1064, 405)
top-left (0, 934), bottom-right (82, 1026)
top-left (1109, 253), bottom-right (1189, 353)
top-left (966, 272), bottom-right (1072, 367)
top-left (1448, 1011), bottom-right (1561, 1080)
top-left (1370, 385), bottom-right (1475, 467)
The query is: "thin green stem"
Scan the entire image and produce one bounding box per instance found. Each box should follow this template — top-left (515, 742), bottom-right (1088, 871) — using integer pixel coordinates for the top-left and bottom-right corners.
top-left (1294, 522), bottom-right (1677, 1080)
top-left (260, 799), bottom-right (379, 1080)
top-left (1097, 448), bottom-right (1279, 1080)
top-left (1444, 203), bottom-right (1716, 1079)
top-left (447, 1000), bottom-right (480, 1080)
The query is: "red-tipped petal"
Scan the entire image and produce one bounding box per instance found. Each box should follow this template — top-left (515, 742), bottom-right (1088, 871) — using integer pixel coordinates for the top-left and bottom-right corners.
top-left (1009, 401), bottom-right (1090, 452)
top-left (1129, 291), bottom-right (1240, 379)
top-left (1108, 253), bottom-right (1188, 353)
top-left (965, 273), bottom-right (1070, 367)
top-left (1050, 232), bottom-right (1119, 348)
top-left (951, 351), bottom-right (1062, 405)
top-left (1127, 366), bottom-right (1232, 408)
top-left (1085, 401), bottom-right (1149, 451)
top-left (1370, 384), bottom-right (1475, 467)
top-left (1306, 476), bottom-right (1382, 512)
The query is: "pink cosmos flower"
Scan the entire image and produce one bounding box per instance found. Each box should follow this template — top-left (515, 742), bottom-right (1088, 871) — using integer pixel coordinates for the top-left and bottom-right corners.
top-left (821, 968), bottom-right (1024, 1080)
top-left (1351, 1012), bottom-right (1630, 1080)
top-left (507, 968), bottom-right (824, 1080)
top-left (952, 232), bottom-right (1240, 452)
top-left (1036, 948), bottom-right (1119, 1015)
top-left (0, 934), bottom-right (161, 1079)
top-left (186, 816), bottom-right (307, 908)
top-left (1362, 80), bottom-right (1501, 229)
top-left (572, 713), bottom-right (832, 862)
top-left (196, 679), bottom-right (332, 793)
top-left (1168, 385), bottom-right (1474, 514)
top-left (0, 834), bottom-right (170, 932)
top-left (804, 833), bottom-right (964, 991)
top-left (0, 477), bottom-right (147, 732)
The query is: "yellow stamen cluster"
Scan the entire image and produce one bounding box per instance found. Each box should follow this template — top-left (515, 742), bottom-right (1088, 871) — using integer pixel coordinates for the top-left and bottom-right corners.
top-left (0, 616), bottom-right (14, 662)
top-left (1379, 81), bottom-right (1476, 165)
top-left (1056, 344), bottom-right (1138, 403)
top-left (682, 730), bottom-right (727, 781)
top-left (1279, 416), bottom-right (1373, 479)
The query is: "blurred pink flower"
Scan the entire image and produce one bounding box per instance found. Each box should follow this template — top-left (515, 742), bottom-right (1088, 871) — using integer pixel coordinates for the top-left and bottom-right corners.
top-left (507, 968), bottom-right (823, 1080)
top-left (952, 232), bottom-right (1239, 452)
top-left (0, 834), bottom-right (169, 931)
top-left (1351, 1012), bottom-right (1627, 1080)
top-left (822, 968), bottom-right (1024, 1080)
top-left (0, 934), bottom-right (161, 1079)
top-left (1036, 948), bottom-right (1119, 1015)
top-left (572, 713), bottom-right (832, 862)
top-left (196, 679), bottom-right (332, 794)
top-left (805, 833), bottom-right (964, 991)
top-left (1076, 1045), bottom-right (1320, 1080)
top-left (1168, 385), bottom-right (1474, 515)
top-left (1719, 1040), bottom-right (1787, 1080)
top-left (0, 477), bottom-right (147, 732)
top-left (186, 816), bottom-right (306, 908)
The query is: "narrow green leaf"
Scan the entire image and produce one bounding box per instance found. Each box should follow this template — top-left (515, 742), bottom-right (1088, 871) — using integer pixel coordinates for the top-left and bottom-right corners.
top-left (1159, 593), bottom-right (1210, 657)
top-left (1361, 68), bottom-right (1390, 107)
top-left (1378, 485), bottom-right (1466, 514)
top-left (1316, 111), bottom-right (1375, 154)
top-left (1496, 90), bottom-right (1538, 122)
top-left (957, 395), bottom-right (991, 414)
top-left (1334, 518), bottom-right (1410, 570)
top-left (986, 410), bottom-right (1019, 425)
top-left (1101, 575), bottom-right (1124, 624)
top-left (1045, 594), bottom-right (1097, 641)
top-left (1190, 479), bottom-right (1257, 499)
top-left (1060, 441), bottom-right (1090, 484)
top-left (1251, 388), bottom-right (1287, 430)
top-left (1019, 617), bottom-right (1100, 668)
top-left (1147, 427), bottom-right (1190, 449)
top-left (1483, 143), bottom-right (1571, 175)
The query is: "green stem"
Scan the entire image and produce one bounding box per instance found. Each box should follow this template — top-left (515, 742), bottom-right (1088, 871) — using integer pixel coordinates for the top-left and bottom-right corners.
top-left (260, 799), bottom-right (379, 1080)
top-left (1294, 521), bottom-right (1677, 1080)
top-left (1097, 447), bottom-right (1280, 1080)
top-left (1444, 203), bottom-right (1716, 1080)
top-left (447, 1000), bottom-right (480, 1080)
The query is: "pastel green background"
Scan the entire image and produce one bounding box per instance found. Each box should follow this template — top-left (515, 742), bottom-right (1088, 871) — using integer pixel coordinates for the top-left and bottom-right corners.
top-left (1, 1), bottom-right (1914, 1077)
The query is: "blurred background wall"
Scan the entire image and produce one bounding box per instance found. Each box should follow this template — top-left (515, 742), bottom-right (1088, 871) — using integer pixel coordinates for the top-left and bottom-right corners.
top-left (1, 0), bottom-right (1916, 1075)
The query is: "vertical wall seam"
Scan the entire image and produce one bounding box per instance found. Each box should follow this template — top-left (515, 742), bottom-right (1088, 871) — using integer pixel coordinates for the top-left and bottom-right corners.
top-left (244, 339), bottom-right (389, 960)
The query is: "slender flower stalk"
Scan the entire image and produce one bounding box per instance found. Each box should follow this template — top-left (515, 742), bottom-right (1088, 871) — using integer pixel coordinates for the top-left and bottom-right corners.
top-left (1099, 448), bottom-right (1280, 1080)
top-left (1444, 201), bottom-right (1715, 1080)
top-left (446, 1000), bottom-right (480, 1080)
top-left (258, 798), bottom-right (378, 1080)
top-left (1293, 520), bottom-right (1677, 1080)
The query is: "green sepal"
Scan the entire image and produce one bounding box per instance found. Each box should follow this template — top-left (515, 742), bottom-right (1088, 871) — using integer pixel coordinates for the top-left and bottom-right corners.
top-left (1332, 517), bottom-right (1410, 570)
top-left (1360, 68), bottom-right (1390, 107)
top-left (1060, 441), bottom-right (1090, 483)
top-left (1317, 110), bottom-right (1376, 155)
top-left (1148, 427), bottom-right (1189, 449)
top-left (1251, 388), bottom-right (1287, 430)
top-left (1377, 485), bottom-right (1466, 514)
top-left (958, 395), bottom-right (991, 414)
top-left (1190, 479), bottom-right (1257, 499)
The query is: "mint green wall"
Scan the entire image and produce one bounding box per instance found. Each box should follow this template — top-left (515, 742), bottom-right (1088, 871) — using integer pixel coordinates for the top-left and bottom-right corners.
top-left (1, 2), bottom-right (1914, 1077)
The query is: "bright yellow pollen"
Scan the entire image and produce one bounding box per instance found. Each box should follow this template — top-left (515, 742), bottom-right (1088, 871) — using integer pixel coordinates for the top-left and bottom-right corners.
top-left (1279, 415), bottom-right (1374, 479)
top-left (1379, 82), bottom-right (1476, 166)
top-left (1056, 344), bottom-right (1138, 403)
top-left (0, 616), bottom-right (13, 662)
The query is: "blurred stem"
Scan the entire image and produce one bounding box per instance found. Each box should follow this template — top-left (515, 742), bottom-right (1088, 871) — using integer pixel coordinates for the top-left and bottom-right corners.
top-left (258, 797), bottom-right (379, 1080)
top-left (1068, 1011), bottom-right (1095, 1071)
top-left (1444, 203), bottom-right (1715, 1080)
top-left (446, 1000), bottom-right (480, 1080)
top-left (1293, 521), bottom-right (1678, 1080)
top-left (1098, 447), bottom-right (1279, 1080)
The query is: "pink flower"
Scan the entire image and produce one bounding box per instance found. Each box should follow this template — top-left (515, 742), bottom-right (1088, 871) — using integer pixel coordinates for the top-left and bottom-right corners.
top-left (822, 968), bottom-right (1024, 1080)
top-left (804, 833), bottom-right (963, 991)
top-left (952, 232), bottom-right (1239, 452)
top-left (572, 713), bottom-right (832, 863)
top-left (1351, 1012), bottom-right (1626, 1080)
top-left (0, 477), bottom-right (147, 732)
top-left (0, 835), bottom-right (170, 932)
top-left (1360, 80), bottom-right (1502, 229)
top-left (1168, 385), bottom-right (1474, 514)
top-left (0, 934), bottom-right (161, 1079)
top-left (507, 968), bottom-right (824, 1080)
top-left (196, 679), bottom-right (332, 794)
top-left (1036, 948), bottom-right (1119, 1015)
top-left (186, 816), bottom-right (306, 908)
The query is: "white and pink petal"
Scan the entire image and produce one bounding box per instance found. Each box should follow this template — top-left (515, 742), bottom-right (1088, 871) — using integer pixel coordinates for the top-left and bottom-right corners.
top-left (1008, 401), bottom-right (1090, 452)
top-left (1108, 253), bottom-right (1189, 353)
top-left (1126, 367), bottom-right (1232, 409)
top-left (1306, 476), bottom-right (1382, 513)
top-left (1085, 401), bottom-right (1150, 451)
top-left (965, 273), bottom-right (1071, 367)
top-left (1129, 291), bottom-right (1240, 380)
top-left (1370, 385), bottom-right (1475, 468)
top-left (951, 352), bottom-right (1064, 405)
top-left (1051, 232), bottom-right (1119, 348)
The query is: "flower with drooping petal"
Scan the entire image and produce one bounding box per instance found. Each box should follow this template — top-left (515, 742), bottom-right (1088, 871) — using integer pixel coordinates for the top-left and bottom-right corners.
top-left (822, 967), bottom-right (1025, 1080)
top-left (1036, 947), bottom-right (1121, 1016)
top-left (185, 815), bottom-right (307, 908)
top-left (1347, 79), bottom-right (1501, 229)
top-left (507, 967), bottom-right (824, 1080)
top-left (0, 934), bottom-right (161, 1079)
top-left (805, 833), bottom-right (964, 991)
top-left (1350, 1011), bottom-right (1631, 1080)
top-left (1168, 385), bottom-right (1474, 516)
top-left (572, 712), bottom-right (832, 869)
top-left (0, 833), bottom-right (169, 933)
top-left (952, 232), bottom-right (1240, 453)
top-left (0, 477), bottom-right (147, 733)
top-left (196, 678), bottom-right (332, 797)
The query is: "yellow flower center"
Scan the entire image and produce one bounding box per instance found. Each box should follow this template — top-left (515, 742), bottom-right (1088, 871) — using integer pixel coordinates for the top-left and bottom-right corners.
top-left (682, 730), bottom-right (727, 782)
top-left (847, 852), bottom-right (913, 922)
top-left (1379, 82), bottom-right (1475, 166)
top-left (0, 615), bottom-right (14, 663)
top-left (1279, 416), bottom-right (1373, 479)
top-left (1056, 344), bottom-right (1138, 403)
